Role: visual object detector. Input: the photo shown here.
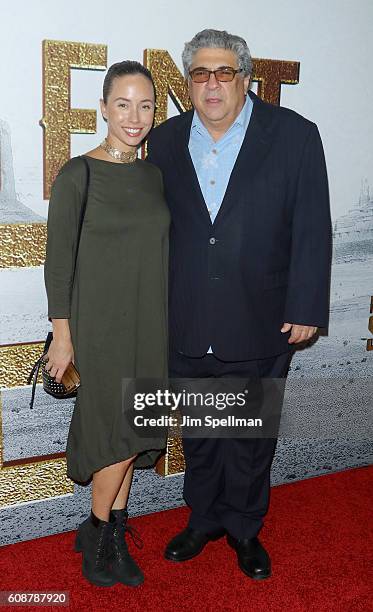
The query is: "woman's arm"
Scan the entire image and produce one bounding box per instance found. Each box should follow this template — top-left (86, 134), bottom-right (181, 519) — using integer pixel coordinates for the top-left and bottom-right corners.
top-left (44, 159), bottom-right (85, 382)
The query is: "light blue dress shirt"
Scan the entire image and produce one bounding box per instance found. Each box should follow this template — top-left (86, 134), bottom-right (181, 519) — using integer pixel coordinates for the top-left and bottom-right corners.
top-left (188, 94), bottom-right (254, 223)
top-left (188, 94), bottom-right (254, 353)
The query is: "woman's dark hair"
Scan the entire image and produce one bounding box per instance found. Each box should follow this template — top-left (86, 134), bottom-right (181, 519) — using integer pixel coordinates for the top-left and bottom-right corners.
top-left (102, 60), bottom-right (156, 103)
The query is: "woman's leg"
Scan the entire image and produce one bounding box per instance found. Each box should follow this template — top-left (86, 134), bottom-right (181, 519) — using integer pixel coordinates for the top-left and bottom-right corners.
top-left (92, 456), bottom-right (136, 521)
top-left (112, 461), bottom-right (135, 510)
top-left (92, 457), bottom-right (143, 586)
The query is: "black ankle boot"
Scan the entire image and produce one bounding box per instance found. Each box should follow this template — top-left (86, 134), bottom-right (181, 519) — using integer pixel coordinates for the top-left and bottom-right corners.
top-left (75, 511), bottom-right (116, 587)
top-left (110, 509), bottom-right (144, 586)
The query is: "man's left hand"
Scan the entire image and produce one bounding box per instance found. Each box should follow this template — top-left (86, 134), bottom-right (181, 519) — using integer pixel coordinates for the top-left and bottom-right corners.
top-left (280, 323), bottom-right (318, 344)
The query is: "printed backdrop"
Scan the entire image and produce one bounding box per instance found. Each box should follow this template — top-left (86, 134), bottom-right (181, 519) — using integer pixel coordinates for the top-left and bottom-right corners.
top-left (0, 0), bottom-right (372, 544)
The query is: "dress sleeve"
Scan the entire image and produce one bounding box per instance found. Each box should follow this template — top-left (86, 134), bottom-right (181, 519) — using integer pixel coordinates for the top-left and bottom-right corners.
top-left (44, 164), bottom-right (85, 319)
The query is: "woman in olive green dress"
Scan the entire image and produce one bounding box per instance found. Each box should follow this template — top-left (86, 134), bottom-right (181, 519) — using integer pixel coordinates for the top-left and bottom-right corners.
top-left (44, 61), bottom-right (169, 588)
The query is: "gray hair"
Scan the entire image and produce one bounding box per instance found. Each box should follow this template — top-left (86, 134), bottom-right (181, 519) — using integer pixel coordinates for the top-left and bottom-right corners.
top-left (182, 29), bottom-right (253, 78)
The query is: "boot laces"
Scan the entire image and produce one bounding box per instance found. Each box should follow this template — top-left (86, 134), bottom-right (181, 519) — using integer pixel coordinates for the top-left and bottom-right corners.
top-left (113, 521), bottom-right (143, 561)
top-left (124, 523), bottom-right (143, 550)
top-left (95, 523), bottom-right (113, 569)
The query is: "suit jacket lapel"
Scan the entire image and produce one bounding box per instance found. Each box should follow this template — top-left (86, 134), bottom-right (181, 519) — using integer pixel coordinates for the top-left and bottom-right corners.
top-left (213, 91), bottom-right (275, 226)
top-left (172, 111), bottom-right (212, 225)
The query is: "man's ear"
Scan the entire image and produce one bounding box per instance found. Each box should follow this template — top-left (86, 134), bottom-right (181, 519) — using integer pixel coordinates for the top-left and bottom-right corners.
top-left (244, 75), bottom-right (251, 95)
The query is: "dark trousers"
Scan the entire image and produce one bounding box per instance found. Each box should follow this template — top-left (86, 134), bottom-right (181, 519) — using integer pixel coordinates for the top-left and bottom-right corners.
top-left (169, 349), bottom-right (294, 540)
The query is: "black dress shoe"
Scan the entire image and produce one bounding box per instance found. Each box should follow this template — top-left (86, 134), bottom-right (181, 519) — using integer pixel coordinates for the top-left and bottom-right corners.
top-left (165, 527), bottom-right (225, 562)
top-left (227, 534), bottom-right (271, 580)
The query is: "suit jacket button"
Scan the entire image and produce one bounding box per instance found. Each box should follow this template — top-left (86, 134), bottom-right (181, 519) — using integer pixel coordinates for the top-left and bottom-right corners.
top-left (209, 237), bottom-right (216, 245)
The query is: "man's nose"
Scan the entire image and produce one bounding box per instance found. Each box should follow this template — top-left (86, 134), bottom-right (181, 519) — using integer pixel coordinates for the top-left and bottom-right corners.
top-left (206, 72), bottom-right (220, 88)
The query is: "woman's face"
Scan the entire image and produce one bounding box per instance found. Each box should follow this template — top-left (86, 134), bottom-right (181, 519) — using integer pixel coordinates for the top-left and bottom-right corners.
top-left (100, 73), bottom-right (155, 151)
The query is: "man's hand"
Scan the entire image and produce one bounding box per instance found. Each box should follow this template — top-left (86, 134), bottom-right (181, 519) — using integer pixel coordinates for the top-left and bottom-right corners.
top-left (281, 323), bottom-right (318, 344)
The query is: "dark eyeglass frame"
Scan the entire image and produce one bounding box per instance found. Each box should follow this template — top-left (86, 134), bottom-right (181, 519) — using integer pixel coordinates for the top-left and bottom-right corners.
top-left (189, 66), bottom-right (243, 83)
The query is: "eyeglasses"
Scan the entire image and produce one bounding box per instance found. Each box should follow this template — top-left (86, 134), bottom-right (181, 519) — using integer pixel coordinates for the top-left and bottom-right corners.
top-left (189, 66), bottom-right (243, 83)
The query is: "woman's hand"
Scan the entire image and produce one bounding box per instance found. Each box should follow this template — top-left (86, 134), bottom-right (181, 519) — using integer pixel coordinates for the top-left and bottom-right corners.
top-left (45, 319), bottom-right (74, 383)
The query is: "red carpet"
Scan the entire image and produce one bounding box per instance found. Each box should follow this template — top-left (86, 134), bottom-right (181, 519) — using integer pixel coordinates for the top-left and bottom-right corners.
top-left (0, 466), bottom-right (372, 612)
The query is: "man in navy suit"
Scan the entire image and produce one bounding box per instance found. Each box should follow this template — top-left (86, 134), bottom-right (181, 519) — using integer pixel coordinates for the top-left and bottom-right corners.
top-left (147, 28), bottom-right (331, 579)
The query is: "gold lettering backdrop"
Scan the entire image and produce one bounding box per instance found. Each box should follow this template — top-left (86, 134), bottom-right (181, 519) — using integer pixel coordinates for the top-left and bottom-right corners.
top-left (40, 40), bottom-right (107, 200)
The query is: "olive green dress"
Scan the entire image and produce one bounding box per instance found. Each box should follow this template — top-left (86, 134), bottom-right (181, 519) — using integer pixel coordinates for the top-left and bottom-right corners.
top-left (44, 155), bottom-right (170, 483)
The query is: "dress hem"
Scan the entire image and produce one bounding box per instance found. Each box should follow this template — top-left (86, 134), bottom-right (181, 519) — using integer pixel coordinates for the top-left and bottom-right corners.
top-left (66, 443), bottom-right (167, 485)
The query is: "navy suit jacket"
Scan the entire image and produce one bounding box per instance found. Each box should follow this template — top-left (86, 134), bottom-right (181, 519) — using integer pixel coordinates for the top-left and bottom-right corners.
top-left (147, 90), bottom-right (332, 360)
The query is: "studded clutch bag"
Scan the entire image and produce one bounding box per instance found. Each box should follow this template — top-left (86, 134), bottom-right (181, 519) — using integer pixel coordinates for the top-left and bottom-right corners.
top-left (42, 358), bottom-right (81, 397)
top-left (28, 332), bottom-right (81, 408)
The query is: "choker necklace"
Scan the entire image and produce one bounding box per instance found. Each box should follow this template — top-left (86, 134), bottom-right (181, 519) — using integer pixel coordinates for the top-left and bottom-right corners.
top-left (100, 138), bottom-right (138, 163)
